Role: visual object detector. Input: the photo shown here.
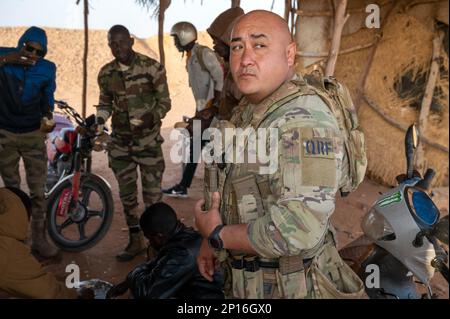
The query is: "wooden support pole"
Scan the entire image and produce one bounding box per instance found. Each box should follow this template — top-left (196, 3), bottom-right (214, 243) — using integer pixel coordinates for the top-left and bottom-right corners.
top-left (325, 0), bottom-right (350, 77)
top-left (284, 0), bottom-right (291, 21)
top-left (231, 0), bottom-right (241, 8)
top-left (415, 30), bottom-right (445, 173)
top-left (76, 0), bottom-right (89, 119)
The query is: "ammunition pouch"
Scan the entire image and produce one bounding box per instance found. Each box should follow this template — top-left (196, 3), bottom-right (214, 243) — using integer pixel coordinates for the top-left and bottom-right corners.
top-left (307, 233), bottom-right (365, 299)
top-left (229, 254), bottom-right (310, 299)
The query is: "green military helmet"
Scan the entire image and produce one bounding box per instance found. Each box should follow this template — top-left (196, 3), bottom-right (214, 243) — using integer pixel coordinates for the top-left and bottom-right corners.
top-left (170, 21), bottom-right (197, 46)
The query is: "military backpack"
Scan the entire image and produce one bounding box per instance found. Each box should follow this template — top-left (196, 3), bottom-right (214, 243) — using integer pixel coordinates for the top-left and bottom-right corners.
top-left (303, 71), bottom-right (367, 195)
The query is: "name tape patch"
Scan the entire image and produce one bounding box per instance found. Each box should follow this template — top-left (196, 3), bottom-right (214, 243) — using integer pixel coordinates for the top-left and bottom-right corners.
top-left (302, 138), bottom-right (335, 159)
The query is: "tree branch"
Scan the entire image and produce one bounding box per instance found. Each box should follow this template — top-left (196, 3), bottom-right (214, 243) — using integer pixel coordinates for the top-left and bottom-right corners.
top-left (325, 0), bottom-right (349, 76)
top-left (415, 29), bottom-right (445, 171)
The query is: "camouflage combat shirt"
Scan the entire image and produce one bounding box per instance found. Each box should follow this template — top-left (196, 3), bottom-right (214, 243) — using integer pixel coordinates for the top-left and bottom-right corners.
top-left (219, 76), bottom-right (346, 259)
top-left (96, 52), bottom-right (171, 145)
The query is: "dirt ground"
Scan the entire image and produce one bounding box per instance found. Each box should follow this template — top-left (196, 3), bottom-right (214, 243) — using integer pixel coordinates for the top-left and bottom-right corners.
top-left (0, 126), bottom-right (448, 299)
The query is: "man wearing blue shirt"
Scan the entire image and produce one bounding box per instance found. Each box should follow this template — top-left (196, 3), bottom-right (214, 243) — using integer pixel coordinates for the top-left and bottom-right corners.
top-left (0, 26), bottom-right (59, 259)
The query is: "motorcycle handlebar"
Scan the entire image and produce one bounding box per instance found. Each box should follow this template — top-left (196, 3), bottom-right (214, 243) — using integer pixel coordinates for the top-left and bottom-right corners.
top-left (54, 100), bottom-right (109, 138)
top-left (54, 100), bottom-right (87, 127)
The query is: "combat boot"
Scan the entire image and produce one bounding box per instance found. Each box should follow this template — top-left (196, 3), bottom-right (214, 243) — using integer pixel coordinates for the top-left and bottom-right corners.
top-left (31, 219), bottom-right (60, 259)
top-left (116, 229), bottom-right (147, 262)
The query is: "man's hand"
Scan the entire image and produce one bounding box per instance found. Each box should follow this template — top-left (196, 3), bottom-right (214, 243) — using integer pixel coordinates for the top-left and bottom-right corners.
top-left (1, 51), bottom-right (36, 66)
top-left (197, 238), bottom-right (218, 282)
top-left (40, 115), bottom-right (56, 133)
top-left (194, 191), bottom-right (223, 238)
top-left (106, 281), bottom-right (129, 299)
top-left (93, 117), bottom-right (105, 136)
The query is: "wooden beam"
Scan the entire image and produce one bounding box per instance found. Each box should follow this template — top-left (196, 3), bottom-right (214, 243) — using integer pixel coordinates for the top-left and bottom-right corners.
top-left (325, 0), bottom-right (350, 76)
top-left (415, 30), bottom-right (445, 172)
top-left (80, 0), bottom-right (88, 119)
top-left (297, 42), bottom-right (375, 57)
top-left (284, 0), bottom-right (291, 21)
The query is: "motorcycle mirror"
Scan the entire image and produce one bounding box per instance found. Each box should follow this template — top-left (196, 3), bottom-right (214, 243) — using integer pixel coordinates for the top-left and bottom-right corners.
top-left (432, 215), bottom-right (449, 245)
top-left (405, 124), bottom-right (419, 179)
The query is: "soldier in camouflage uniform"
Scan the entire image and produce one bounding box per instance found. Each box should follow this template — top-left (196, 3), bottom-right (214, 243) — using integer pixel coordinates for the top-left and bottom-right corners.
top-left (96, 25), bottom-right (171, 262)
top-left (206, 6), bottom-right (244, 121)
top-left (194, 11), bottom-right (364, 298)
top-left (0, 27), bottom-right (59, 259)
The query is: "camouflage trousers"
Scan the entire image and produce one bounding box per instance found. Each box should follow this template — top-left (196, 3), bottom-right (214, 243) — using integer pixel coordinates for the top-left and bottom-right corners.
top-left (108, 136), bottom-right (165, 227)
top-left (0, 129), bottom-right (47, 221)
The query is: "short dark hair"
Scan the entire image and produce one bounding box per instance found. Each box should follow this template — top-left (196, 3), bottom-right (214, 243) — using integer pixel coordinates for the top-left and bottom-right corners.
top-left (5, 187), bottom-right (32, 219)
top-left (140, 202), bottom-right (178, 236)
top-left (108, 25), bottom-right (131, 37)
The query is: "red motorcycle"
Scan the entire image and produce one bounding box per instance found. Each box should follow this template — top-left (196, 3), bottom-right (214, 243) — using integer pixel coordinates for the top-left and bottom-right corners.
top-left (45, 100), bottom-right (114, 252)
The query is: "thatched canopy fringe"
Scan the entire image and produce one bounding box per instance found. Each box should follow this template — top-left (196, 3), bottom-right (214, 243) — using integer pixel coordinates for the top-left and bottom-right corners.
top-left (295, 0), bottom-right (392, 17)
top-left (405, 0), bottom-right (448, 11)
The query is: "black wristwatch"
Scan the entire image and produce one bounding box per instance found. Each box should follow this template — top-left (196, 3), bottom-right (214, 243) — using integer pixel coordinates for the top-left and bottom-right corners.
top-left (208, 224), bottom-right (225, 250)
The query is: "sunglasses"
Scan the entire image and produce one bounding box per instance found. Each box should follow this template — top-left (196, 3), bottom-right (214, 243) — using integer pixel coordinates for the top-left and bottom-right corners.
top-left (23, 44), bottom-right (45, 57)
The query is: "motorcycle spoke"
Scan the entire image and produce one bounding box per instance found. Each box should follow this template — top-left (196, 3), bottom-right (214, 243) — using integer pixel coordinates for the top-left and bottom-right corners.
top-left (78, 223), bottom-right (87, 240)
top-left (58, 218), bottom-right (74, 231)
top-left (81, 188), bottom-right (92, 206)
top-left (88, 210), bottom-right (104, 218)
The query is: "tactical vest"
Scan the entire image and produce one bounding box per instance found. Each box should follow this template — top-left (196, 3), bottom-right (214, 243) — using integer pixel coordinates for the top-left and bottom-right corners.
top-left (204, 78), bottom-right (365, 298)
top-left (304, 70), bottom-right (367, 195)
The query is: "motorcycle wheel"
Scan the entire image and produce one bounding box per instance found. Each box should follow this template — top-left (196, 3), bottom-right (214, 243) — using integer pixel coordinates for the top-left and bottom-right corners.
top-left (47, 174), bottom-right (114, 252)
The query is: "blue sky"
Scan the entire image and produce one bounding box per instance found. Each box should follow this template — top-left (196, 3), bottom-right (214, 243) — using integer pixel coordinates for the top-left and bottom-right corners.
top-left (0, 0), bottom-right (285, 38)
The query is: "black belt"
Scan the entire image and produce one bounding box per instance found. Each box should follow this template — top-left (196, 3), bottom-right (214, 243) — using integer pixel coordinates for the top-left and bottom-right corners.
top-left (231, 257), bottom-right (312, 272)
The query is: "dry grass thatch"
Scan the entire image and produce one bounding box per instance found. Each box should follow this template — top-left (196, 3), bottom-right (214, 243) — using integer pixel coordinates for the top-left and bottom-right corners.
top-left (298, 2), bottom-right (449, 187)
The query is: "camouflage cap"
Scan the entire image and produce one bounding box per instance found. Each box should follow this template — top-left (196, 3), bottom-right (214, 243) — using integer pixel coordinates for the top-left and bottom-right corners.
top-left (207, 7), bottom-right (245, 45)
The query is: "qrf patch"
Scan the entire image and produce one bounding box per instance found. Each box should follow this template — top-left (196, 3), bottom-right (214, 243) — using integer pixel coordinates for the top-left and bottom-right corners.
top-left (302, 137), bottom-right (334, 159)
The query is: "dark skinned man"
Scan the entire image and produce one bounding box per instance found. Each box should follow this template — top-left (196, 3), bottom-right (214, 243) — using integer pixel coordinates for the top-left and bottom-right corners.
top-left (96, 25), bottom-right (171, 262)
top-left (0, 26), bottom-right (58, 259)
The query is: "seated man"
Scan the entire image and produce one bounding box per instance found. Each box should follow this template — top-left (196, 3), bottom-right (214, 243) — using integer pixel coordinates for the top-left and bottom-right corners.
top-left (0, 187), bottom-right (92, 299)
top-left (107, 202), bottom-right (224, 299)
